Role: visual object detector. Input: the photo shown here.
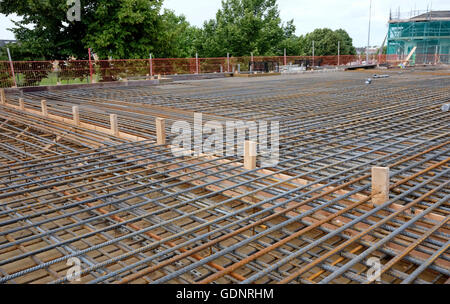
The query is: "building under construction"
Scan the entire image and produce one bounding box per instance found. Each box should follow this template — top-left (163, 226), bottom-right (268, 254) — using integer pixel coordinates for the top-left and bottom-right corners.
top-left (0, 67), bottom-right (449, 284)
top-left (387, 10), bottom-right (450, 64)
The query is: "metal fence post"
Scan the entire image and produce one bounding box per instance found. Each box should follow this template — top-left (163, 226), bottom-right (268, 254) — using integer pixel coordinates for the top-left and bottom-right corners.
top-left (6, 48), bottom-right (17, 88)
top-left (150, 53), bottom-right (153, 77)
top-left (312, 41), bottom-right (315, 67)
top-left (338, 41), bottom-right (340, 66)
top-left (196, 53), bottom-right (199, 74)
top-left (88, 48), bottom-right (94, 84)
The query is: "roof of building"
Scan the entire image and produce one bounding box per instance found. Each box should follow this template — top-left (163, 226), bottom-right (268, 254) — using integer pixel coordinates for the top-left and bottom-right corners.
top-left (0, 40), bottom-right (17, 47)
top-left (411, 11), bottom-right (450, 20)
top-left (389, 10), bottom-right (450, 23)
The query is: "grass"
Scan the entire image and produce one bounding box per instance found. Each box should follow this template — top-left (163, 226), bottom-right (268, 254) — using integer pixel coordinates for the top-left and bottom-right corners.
top-left (15, 72), bottom-right (100, 87)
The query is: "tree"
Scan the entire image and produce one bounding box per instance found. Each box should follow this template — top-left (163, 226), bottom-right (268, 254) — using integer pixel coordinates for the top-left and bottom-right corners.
top-left (83, 0), bottom-right (163, 59)
top-left (196, 0), bottom-right (295, 57)
top-left (335, 29), bottom-right (357, 55)
top-left (297, 28), bottom-right (356, 56)
top-left (0, 0), bottom-right (91, 59)
top-left (0, 0), bottom-right (357, 60)
top-left (0, 42), bottom-right (46, 61)
top-left (157, 10), bottom-right (200, 58)
top-left (0, 0), bottom-right (170, 59)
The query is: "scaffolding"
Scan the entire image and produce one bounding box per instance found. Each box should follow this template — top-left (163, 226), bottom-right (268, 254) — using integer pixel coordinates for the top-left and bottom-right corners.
top-left (387, 10), bottom-right (450, 64)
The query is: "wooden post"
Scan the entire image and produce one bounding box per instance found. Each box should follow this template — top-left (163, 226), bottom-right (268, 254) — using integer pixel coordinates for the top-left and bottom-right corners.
top-left (41, 100), bottom-right (48, 116)
top-left (110, 114), bottom-right (119, 136)
top-left (372, 167), bottom-right (390, 206)
top-left (72, 106), bottom-right (80, 126)
top-left (244, 140), bottom-right (257, 170)
top-left (156, 117), bottom-right (166, 145)
top-left (19, 98), bottom-right (24, 110)
top-left (0, 89), bottom-right (5, 104)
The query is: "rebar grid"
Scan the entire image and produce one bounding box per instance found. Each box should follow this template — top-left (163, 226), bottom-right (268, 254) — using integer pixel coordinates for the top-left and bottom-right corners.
top-left (0, 70), bottom-right (449, 284)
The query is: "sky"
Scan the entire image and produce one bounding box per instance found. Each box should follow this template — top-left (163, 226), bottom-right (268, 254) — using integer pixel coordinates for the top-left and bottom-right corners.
top-left (0, 0), bottom-right (448, 47)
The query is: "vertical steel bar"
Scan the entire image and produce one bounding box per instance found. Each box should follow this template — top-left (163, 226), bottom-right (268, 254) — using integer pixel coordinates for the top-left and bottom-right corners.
top-left (196, 53), bottom-right (199, 75)
top-left (88, 48), bottom-right (94, 84)
top-left (6, 47), bottom-right (17, 88)
top-left (312, 41), bottom-right (315, 67)
top-left (149, 53), bottom-right (153, 77)
top-left (367, 0), bottom-right (372, 64)
top-left (338, 41), bottom-right (341, 66)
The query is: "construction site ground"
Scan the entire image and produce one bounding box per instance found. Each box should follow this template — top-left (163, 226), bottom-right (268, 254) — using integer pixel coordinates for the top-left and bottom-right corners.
top-left (0, 68), bottom-right (449, 284)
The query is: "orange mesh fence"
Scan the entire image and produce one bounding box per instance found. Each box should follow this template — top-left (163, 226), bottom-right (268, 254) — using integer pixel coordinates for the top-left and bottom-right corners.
top-left (0, 61), bottom-right (14, 88)
top-left (0, 54), bottom-right (446, 88)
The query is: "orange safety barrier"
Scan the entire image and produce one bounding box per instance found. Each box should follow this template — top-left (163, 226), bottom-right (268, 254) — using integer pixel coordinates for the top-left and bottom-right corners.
top-left (0, 53), bottom-right (448, 88)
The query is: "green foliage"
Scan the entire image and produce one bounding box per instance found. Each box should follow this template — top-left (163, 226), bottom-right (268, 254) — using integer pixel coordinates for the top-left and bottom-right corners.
top-left (297, 28), bottom-right (356, 56)
top-left (299, 28), bottom-right (356, 56)
top-left (0, 0), bottom-right (89, 59)
top-left (279, 36), bottom-right (301, 57)
top-left (0, 42), bottom-right (45, 61)
top-left (158, 10), bottom-right (200, 58)
top-left (0, 0), bottom-right (169, 59)
top-left (83, 0), bottom-right (163, 59)
top-left (0, 0), bottom-right (357, 61)
top-left (195, 0), bottom-right (295, 57)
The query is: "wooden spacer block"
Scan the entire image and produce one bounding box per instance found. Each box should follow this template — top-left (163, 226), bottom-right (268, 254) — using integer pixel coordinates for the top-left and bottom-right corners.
top-left (19, 98), bottom-right (24, 110)
top-left (244, 140), bottom-right (257, 170)
top-left (0, 89), bottom-right (5, 104)
top-left (372, 167), bottom-right (390, 206)
top-left (155, 117), bottom-right (166, 145)
top-left (41, 100), bottom-right (48, 116)
top-left (110, 114), bottom-right (119, 136)
top-left (72, 106), bottom-right (80, 126)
